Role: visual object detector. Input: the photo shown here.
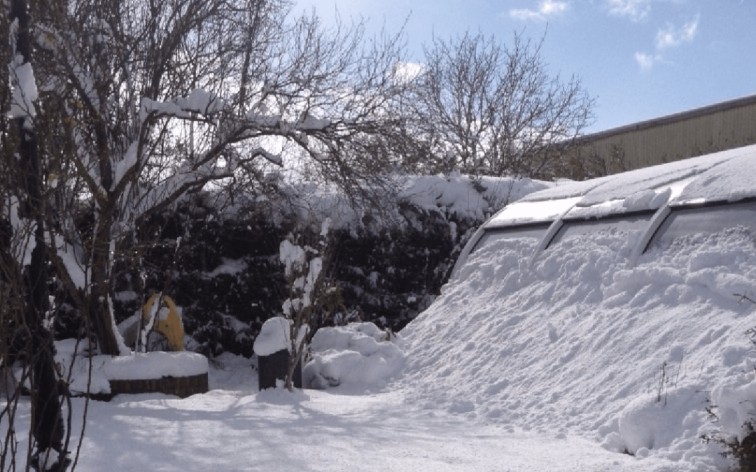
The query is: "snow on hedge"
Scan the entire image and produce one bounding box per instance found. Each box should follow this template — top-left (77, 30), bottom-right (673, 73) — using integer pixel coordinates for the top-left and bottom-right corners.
top-left (271, 173), bottom-right (550, 231)
top-left (398, 172), bottom-right (549, 220)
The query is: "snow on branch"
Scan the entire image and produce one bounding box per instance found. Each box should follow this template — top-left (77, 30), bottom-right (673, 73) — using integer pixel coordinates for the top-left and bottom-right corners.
top-left (8, 20), bottom-right (39, 121)
top-left (141, 89), bottom-right (227, 120)
top-left (296, 113), bottom-right (332, 131)
top-left (240, 111), bottom-right (332, 134)
top-left (8, 58), bottom-right (38, 119)
top-left (248, 147), bottom-right (283, 167)
top-left (244, 112), bottom-right (282, 128)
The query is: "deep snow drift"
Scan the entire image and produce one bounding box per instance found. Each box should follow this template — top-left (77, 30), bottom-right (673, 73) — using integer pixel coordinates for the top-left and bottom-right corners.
top-left (401, 220), bottom-right (756, 470)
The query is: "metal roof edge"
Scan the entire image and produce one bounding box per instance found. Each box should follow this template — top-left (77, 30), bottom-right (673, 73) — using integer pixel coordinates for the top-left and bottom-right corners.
top-left (577, 94), bottom-right (756, 144)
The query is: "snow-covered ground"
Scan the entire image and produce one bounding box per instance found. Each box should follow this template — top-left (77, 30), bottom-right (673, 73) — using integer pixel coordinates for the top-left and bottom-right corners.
top-left (6, 353), bottom-right (693, 472)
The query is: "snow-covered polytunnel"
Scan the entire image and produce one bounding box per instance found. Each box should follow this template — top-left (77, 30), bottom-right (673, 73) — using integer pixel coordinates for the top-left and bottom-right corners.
top-left (399, 143), bottom-right (756, 469)
top-left (452, 143), bottom-right (756, 278)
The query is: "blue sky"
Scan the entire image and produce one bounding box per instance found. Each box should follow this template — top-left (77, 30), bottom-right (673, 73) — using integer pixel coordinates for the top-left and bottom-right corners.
top-left (294, 0), bottom-right (756, 133)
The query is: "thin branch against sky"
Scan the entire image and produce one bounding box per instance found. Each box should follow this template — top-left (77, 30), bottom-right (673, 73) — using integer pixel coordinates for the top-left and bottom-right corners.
top-left (294, 0), bottom-right (756, 132)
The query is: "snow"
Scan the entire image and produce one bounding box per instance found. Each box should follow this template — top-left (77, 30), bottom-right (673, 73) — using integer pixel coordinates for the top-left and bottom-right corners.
top-left (673, 147), bottom-right (756, 204)
top-left (400, 173), bottom-right (549, 221)
top-left (39, 225), bottom-right (756, 471)
top-left (8, 211), bottom-right (756, 470)
top-left (205, 257), bottom-right (248, 278)
top-left (403, 220), bottom-right (756, 470)
top-left (6, 151), bottom-right (756, 470)
top-left (105, 352), bottom-right (207, 380)
top-left (4, 376), bottom-right (666, 472)
top-left (256, 174), bottom-right (548, 234)
top-left (573, 150), bottom-right (731, 209)
top-left (486, 144), bottom-right (756, 227)
top-left (297, 112), bottom-right (331, 130)
top-left (176, 89), bottom-right (226, 114)
top-left (616, 386), bottom-right (705, 455)
top-left (518, 149), bottom-right (731, 206)
top-left (279, 239), bottom-right (306, 277)
top-left (304, 322), bottom-right (405, 390)
top-left (8, 59), bottom-right (38, 119)
top-left (8, 19), bottom-right (39, 121)
top-left (244, 111), bottom-right (282, 127)
top-left (487, 197), bottom-right (580, 227)
top-left (279, 238), bottom-right (323, 317)
top-left (140, 89), bottom-right (226, 119)
top-left (54, 340), bottom-right (209, 395)
top-left (113, 141), bottom-right (139, 188)
top-left (711, 373), bottom-right (756, 442)
top-left (253, 316), bottom-right (292, 356)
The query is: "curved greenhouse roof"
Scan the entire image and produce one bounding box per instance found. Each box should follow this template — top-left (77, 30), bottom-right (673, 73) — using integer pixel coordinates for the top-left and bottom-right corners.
top-left (453, 143), bottom-right (756, 278)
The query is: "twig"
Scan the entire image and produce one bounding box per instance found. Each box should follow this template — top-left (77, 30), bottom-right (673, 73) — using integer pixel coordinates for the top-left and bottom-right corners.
top-left (735, 293), bottom-right (756, 305)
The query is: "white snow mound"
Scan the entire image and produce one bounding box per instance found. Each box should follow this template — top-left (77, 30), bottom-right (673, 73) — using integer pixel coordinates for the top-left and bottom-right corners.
top-left (304, 322), bottom-right (405, 390)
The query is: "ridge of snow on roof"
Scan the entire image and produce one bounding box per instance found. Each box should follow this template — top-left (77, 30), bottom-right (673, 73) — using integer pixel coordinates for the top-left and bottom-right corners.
top-left (486, 197), bottom-right (581, 227)
top-left (485, 143), bottom-right (756, 228)
top-left (673, 144), bottom-right (756, 205)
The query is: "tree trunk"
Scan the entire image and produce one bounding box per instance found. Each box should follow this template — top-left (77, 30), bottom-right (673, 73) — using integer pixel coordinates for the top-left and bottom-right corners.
top-left (88, 206), bottom-right (120, 356)
top-left (9, 0), bottom-right (68, 469)
top-left (27, 229), bottom-right (66, 469)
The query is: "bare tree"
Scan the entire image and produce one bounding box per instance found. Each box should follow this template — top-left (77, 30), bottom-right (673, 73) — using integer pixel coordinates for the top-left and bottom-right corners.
top-left (12, 0), bottom-right (408, 354)
top-left (403, 32), bottom-right (594, 178)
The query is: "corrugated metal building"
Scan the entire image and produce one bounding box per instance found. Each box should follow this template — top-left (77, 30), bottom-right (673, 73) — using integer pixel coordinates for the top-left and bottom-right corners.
top-left (568, 94), bottom-right (756, 178)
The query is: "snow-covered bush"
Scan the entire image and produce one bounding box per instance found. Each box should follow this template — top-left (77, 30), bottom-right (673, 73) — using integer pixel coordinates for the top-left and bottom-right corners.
top-left (702, 378), bottom-right (756, 471)
top-left (113, 198), bottom-right (290, 357)
top-left (277, 226), bottom-right (329, 390)
top-left (614, 386), bottom-right (706, 456)
top-left (303, 322), bottom-right (405, 390)
top-left (702, 316), bottom-right (756, 471)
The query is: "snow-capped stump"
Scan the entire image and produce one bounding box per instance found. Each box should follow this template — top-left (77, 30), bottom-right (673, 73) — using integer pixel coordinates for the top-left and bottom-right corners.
top-left (303, 322), bottom-right (405, 390)
top-left (253, 316), bottom-right (292, 356)
top-left (253, 317), bottom-right (302, 389)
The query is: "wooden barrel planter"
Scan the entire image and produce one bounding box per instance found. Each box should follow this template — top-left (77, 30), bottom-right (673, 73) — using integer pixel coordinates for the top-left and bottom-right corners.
top-left (109, 372), bottom-right (208, 398)
top-left (55, 340), bottom-right (211, 400)
top-left (59, 351), bottom-right (210, 400)
top-left (102, 351), bottom-right (209, 399)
